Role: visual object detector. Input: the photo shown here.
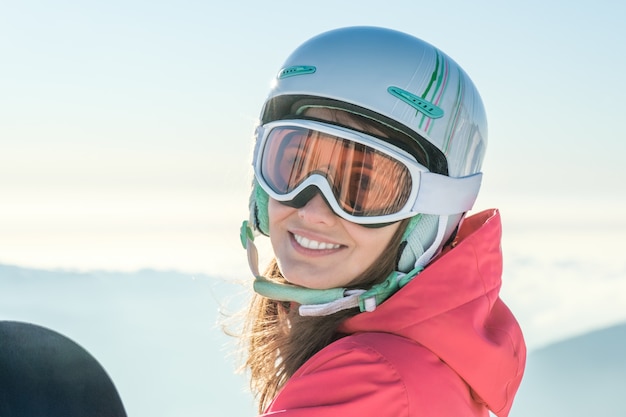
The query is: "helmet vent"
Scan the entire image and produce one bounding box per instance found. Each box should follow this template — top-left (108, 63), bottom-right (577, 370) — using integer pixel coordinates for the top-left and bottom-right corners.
top-left (387, 86), bottom-right (444, 119)
top-left (278, 65), bottom-right (316, 79)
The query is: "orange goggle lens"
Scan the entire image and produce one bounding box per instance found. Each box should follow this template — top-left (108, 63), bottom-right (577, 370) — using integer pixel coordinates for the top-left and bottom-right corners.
top-left (259, 125), bottom-right (413, 217)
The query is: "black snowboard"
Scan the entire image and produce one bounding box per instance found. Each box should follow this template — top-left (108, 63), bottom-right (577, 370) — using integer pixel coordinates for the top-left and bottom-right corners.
top-left (0, 320), bottom-right (127, 417)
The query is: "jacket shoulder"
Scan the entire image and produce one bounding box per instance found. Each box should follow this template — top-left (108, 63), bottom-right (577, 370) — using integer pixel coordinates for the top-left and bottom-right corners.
top-left (263, 332), bottom-right (486, 417)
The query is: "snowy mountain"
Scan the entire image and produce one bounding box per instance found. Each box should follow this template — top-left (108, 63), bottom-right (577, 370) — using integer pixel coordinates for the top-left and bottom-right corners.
top-left (511, 322), bottom-right (626, 417)
top-left (0, 265), bottom-right (256, 417)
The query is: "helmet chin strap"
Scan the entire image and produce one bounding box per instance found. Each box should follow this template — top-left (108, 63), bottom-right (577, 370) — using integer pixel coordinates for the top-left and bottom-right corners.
top-left (240, 220), bottom-right (429, 316)
top-left (241, 220), bottom-right (366, 316)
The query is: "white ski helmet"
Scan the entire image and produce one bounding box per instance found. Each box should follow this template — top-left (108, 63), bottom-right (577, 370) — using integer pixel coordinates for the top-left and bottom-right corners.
top-left (245, 26), bottom-right (487, 312)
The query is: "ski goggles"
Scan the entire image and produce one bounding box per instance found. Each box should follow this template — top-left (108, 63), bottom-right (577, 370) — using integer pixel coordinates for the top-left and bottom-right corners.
top-left (253, 119), bottom-right (482, 225)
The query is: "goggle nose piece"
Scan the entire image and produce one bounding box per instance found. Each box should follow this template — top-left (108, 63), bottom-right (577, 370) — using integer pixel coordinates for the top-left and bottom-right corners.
top-left (279, 184), bottom-right (394, 229)
top-left (279, 184), bottom-right (328, 209)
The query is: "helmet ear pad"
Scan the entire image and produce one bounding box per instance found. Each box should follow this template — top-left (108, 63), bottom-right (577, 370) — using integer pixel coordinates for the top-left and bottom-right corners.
top-left (397, 211), bottom-right (465, 272)
top-left (251, 180), bottom-right (271, 236)
top-left (397, 214), bottom-right (438, 272)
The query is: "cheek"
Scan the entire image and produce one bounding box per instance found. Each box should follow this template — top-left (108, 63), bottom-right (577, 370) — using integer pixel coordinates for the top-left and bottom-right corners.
top-left (267, 198), bottom-right (291, 228)
top-left (343, 221), bottom-right (401, 254)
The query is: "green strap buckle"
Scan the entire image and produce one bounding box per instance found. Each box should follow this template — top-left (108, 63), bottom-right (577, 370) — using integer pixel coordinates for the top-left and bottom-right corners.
top-left (358, 272), bottom-right (401, 312)
top-left (358, 266), bottom-right (423, 312)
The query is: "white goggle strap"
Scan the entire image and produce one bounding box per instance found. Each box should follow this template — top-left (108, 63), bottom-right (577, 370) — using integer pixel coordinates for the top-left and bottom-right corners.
top-left (412, 172), bottom-right (482, 215)
top-left (411, 173), bottom-right (481, 269)
top-left (297, 289), bottom-right (365, 316)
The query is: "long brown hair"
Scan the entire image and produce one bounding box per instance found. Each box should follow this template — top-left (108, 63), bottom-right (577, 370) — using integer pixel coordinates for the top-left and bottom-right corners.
top-left (239, 107), bottom-right (413, 412)
top-left (240, 219), bottom-right (409, 412)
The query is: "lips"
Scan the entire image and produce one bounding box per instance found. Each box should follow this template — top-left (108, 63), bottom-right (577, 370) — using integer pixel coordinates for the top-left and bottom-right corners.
top-left (292, 233), bottom-right (341, 250)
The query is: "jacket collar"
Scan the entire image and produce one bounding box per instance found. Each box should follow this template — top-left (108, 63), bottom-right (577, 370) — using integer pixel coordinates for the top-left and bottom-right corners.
top-left (339, 209), bottom-right (526, 417)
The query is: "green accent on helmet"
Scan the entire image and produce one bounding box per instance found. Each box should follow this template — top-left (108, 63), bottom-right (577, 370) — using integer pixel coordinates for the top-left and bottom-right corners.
top-left (422, 51), bottom-right (441, 101)
top-left (442, 75), bottom-right (464, 153)
top-left (419, 51), bottom-right (446, 132)
top-left (387, 86), bottom-right (444, 119)
top-left (278, 65), bottom-right (316, 79)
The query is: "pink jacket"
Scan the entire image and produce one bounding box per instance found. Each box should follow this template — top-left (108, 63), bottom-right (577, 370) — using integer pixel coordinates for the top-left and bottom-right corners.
top-left (262, 209), bottom-right (526, 417)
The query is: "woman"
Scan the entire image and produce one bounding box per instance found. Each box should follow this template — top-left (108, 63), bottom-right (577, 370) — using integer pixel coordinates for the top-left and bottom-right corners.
top-left (238, 26), bottom-right (525, 417)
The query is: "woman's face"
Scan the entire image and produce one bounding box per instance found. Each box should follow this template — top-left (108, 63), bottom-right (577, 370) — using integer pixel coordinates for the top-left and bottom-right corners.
top-left (267, 107), bottom-right (401, 290)
top-left (268, 196), bottom-right (400, 290)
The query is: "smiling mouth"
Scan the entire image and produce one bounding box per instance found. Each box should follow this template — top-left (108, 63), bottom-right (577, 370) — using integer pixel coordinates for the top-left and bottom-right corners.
top-left (293, 233), bottom-right (341, 250)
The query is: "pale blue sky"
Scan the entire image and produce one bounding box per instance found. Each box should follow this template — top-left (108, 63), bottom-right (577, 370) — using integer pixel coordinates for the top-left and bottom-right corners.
top-left (1, 0), bottom-right (626, 364)
top-left (1, 0), bottom-right (625, 276)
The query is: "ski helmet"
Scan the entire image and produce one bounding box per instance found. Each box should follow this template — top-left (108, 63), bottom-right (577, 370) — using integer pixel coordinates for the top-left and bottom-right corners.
top-left (244, 26), bottom-right (487, 313)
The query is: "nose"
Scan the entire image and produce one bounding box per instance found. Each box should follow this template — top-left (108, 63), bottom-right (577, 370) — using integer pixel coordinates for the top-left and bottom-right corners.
top-left (297, 192), bottom-right (338, 225)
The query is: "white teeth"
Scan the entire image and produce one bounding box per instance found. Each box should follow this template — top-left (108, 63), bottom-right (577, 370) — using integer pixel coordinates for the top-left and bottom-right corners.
top-left (293, 234), bottom-right (341, 250)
